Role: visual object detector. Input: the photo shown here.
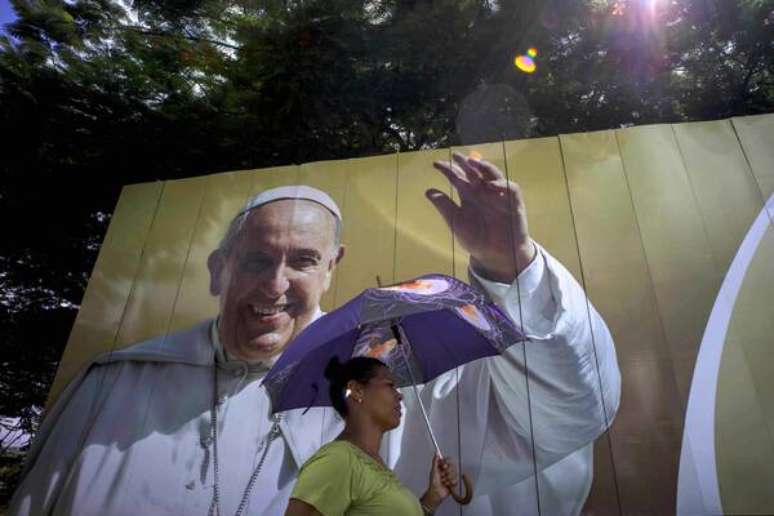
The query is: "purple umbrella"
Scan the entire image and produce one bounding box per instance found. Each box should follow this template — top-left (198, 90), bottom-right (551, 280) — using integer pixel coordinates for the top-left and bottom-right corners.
top-left (262, 273), bottom-right (526, 502)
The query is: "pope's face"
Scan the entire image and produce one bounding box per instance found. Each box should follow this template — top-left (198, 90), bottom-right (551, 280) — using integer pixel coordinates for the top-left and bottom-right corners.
top-left (209, 200), bottom-right (343, 362)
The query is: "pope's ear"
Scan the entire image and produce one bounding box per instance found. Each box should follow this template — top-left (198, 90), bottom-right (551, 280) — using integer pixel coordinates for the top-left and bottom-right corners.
top-left (332, 245), bottom-right (345, 268)
top-left (323, 245), bottom-right (346, 292)
top-left (207, 250), bottom-right (225, 296)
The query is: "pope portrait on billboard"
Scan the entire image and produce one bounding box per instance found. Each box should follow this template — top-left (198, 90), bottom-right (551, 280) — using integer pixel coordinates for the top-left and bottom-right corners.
top-left (10, 153), bottom-right (620, 516)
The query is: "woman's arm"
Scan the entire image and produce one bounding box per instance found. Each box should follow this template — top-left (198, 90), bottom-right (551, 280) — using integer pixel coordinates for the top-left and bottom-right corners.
top-left (285, 498), bottom-right (323, 516)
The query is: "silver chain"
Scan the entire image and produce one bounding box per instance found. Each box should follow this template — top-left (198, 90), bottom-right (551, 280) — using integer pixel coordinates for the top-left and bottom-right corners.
top-left (208, 365), bottom-right (282, 516)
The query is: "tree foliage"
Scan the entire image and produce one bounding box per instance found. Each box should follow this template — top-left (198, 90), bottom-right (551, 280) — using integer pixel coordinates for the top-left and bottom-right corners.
top-left (0, 0), bottom-right (772, 505)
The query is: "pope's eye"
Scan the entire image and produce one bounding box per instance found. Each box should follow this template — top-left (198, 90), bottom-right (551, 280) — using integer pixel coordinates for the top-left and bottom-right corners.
top-left (292, 256), bottom-right (320, 268)
top-left (241, 257), bottom-right (270, 271)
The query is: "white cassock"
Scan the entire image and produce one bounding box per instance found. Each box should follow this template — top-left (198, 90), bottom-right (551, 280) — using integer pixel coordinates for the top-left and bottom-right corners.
top-left (9, 245), bottom-right (620, 516)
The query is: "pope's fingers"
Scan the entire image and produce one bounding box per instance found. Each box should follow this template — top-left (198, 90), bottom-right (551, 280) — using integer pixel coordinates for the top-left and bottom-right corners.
top-left (451, 152), bottom-right (483, 181)
top-left (432, 160), bottom-right (472, 191)
top-left (440, 157), bottom-right (485, 190)
top-left (433, 162), bottom-right (487, 207)
top-left (468, 158), bottom-right (505, 181)
top-left (425, 189), bottom-right (460, 230)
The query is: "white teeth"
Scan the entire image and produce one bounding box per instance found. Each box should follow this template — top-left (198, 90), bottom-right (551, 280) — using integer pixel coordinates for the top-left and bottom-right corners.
top-left (251, 305), bottom-right (287, 316)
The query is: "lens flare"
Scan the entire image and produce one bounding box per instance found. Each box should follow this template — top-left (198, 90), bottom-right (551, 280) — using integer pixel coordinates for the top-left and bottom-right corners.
top-left (527, 47), bottom-right (538, 58)
top-left (514, 55), bottom-right (536, 73)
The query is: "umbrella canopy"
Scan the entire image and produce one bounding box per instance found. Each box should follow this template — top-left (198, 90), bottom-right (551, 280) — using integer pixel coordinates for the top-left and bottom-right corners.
top-left (263, 273), bottom-right (525, 414)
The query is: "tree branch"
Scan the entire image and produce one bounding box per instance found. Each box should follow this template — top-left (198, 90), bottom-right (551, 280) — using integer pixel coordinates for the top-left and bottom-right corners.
top-left (738, 50), bottom-right (760, 100)
top-left (121, 25), bottom-right (241, 50)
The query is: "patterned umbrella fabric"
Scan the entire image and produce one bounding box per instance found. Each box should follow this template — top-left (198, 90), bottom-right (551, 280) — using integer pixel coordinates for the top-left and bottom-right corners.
top-left (263, 273), bottom-right (525, 414)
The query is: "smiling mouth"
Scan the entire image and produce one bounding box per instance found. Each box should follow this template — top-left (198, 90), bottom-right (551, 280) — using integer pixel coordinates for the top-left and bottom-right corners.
top-left (250, 304), bottom-right (289, 316)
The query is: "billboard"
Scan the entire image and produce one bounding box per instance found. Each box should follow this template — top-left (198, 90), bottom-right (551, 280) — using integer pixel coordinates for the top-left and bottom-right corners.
top-left (18, 114), bottom-right (774, 515)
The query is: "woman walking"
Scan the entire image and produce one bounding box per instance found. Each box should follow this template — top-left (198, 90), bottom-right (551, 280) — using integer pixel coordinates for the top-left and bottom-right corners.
top-left (285, 357), bottom-right (459, 516)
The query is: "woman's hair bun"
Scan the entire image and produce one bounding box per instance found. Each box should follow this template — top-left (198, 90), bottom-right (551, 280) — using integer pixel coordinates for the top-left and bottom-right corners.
top-left (324, 356), bottom-right (386, 418)
top-left (324, 357), bottom-right (343, 381)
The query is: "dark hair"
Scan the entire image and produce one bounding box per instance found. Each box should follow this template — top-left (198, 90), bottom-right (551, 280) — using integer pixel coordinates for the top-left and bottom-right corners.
top-left (324, 356), bottom-right (386, 417)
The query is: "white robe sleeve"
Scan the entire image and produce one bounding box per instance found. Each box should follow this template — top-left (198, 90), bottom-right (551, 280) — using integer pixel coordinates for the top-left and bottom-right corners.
top-left (8, 363), bottom-right (118, 516)
top-left (469, 243), bottom-right (621, 476)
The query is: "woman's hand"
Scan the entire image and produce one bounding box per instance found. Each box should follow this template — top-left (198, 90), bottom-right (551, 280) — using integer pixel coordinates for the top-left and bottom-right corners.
top-left (420, 454), bottom-right (459, 513)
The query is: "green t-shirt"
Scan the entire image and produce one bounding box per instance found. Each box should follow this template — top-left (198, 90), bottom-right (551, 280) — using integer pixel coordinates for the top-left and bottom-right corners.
top-left (291, 440), bottom-right (423, 516)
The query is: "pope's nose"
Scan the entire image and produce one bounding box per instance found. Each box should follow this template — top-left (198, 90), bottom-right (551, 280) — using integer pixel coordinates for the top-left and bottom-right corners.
top-left (257, 264), bottom-right (291, 298)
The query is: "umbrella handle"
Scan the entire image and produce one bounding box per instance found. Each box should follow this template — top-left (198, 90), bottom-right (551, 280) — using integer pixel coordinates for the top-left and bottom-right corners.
top-left (390, 323), bottom-right (474, 505)
top-left (450, 473), bottom-right (474, 505)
